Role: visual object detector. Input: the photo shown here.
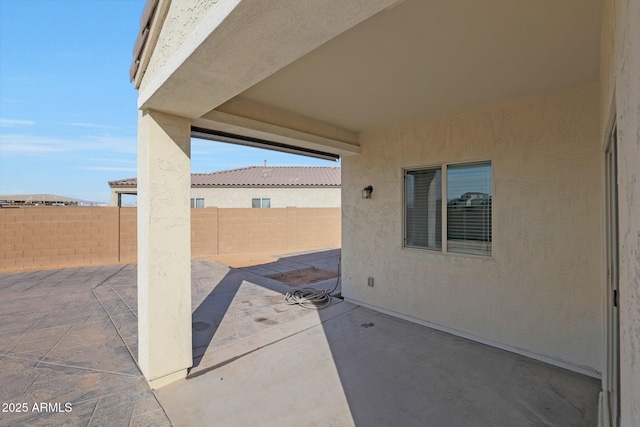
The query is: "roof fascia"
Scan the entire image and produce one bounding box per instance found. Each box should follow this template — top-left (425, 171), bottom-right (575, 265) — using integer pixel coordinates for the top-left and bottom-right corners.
top-left (132, 0), bottom-right (171, 88)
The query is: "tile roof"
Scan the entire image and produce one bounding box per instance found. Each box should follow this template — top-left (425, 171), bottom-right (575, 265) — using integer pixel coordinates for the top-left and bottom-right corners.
top-left (109, 166), bottom-right (341, 188)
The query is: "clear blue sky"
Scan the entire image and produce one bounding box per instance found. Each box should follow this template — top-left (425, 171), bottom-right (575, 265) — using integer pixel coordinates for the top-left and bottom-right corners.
top-left (0, 0), bottom-right (338, 203)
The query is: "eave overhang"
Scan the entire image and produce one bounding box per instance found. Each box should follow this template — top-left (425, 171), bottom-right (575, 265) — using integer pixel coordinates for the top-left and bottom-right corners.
top-left (136, 0), bottom-right (402, 119)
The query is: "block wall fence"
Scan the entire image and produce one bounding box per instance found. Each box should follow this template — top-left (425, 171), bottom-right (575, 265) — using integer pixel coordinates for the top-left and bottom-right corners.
top-left (0, 207), bottom-right (340, 272)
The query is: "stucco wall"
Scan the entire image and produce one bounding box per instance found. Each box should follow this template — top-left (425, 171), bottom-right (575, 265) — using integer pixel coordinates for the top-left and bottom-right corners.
top-left (601, 0), bottom-right (640, 424)
top-left (189, 187), bottom-right (340, 208)
top-left (616, 1), bottom-right (640, 421)
top-left (342, 84), bottom-right (602, 374)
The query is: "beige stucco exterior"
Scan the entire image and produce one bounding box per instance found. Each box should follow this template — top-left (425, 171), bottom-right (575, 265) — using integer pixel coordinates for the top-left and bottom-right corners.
top-left (342, 84), bottom-right (602, 374)
top-left (600, 0), bottom-right (640, 423)
top-left (110, 186), bottom-right (341, 208)
top-left (137, 0), bottom-right (211, 93)
top-left (137, 109), bottom-right (192, 388)
top-left (132, 0), bottom-right (639, 423)
top-left (189, 186), bottom-right (340, 208)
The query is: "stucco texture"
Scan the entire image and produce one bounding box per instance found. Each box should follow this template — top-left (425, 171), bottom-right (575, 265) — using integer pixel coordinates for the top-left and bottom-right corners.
top-left (139, 0), bottom-right (214, 93)
top-left (342, 85), bottom-right (603, 374)
top-left (189, 187), bottom-right (340, 208)
top-left (613, 0), bottom-right (640, 424)
top-left (600, 0), bottom-right (640, 424)
top-left (137, 110), bottom-right (193, 384)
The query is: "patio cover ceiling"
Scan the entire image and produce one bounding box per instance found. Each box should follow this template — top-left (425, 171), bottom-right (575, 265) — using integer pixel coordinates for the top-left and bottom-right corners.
top-left (139, 0), bottom-right (602, 153)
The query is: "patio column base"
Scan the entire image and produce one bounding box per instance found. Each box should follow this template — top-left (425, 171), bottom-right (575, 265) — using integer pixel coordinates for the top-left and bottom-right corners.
top-left (147, 369), bottom-right (189, 389)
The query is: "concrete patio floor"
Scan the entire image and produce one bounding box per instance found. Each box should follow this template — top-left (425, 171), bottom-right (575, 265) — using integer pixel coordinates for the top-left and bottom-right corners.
top-left (0, 249), bottom-right (600, 426)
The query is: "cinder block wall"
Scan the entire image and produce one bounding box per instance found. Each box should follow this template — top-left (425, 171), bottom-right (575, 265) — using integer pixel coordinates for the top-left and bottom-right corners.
top-left (0, 207), bottom-right (340, 271)
top-left (119, 208), bottom-right (137, 263)
top-left (191, 207), bottom-right (218, 257)
top-left (218, 208), bottom-right (289, 254)
top-left (294, 208), bottom-right (341, 250)
top-left (0, 207), bottom-right (119, 271)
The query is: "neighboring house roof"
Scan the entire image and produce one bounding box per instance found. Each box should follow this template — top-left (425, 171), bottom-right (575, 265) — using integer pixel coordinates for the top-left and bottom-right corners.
top-left (109, 166), bottom-right (341, 188)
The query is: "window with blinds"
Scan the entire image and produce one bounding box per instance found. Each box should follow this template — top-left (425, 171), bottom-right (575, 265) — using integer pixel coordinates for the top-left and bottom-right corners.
top-left (403, 161), bottom-right (492, 256)
top-left (404, 168), bottom-right (442, 249)
top-left (446, 162), bottom-right (492, 256)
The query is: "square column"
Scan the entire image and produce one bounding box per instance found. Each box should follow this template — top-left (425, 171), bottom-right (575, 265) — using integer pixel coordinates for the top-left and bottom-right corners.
top-left (137, 109), bottom-right (192, 388)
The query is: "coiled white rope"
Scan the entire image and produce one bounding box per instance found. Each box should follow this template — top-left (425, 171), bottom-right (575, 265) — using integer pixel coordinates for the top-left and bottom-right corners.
top-left (284, 258), bottom-right (341, 310)
top-left (284, 287), bottom-right (333, 309)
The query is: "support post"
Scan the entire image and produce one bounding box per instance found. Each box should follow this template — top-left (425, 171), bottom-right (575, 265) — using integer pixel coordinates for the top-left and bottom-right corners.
top-left (137, 109), bottom-right (192, 388)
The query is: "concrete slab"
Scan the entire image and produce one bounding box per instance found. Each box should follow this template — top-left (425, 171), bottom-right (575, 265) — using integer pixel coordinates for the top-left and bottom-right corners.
top-left (157, 309), bottom-right (357, 427)
top-left (157, 306), bottom-right (600, 427)
top-left (208, 248), bottom-right (340, 270)
top-left (263, 259), bottom-right (312, 273)
top-left (241, 264), bottom-right (285, 277)
top-left (188, 300), bottom-right (356, 378)
top-left (276, 248), bottom-right (342, 273)
top-left (208, 252), bottom-right (279, 268)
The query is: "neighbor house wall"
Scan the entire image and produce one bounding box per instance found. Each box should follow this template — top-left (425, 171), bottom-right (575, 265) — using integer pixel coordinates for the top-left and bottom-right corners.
top-left (110, 187), bottom-right (341, 208)
top-left (190, 187), bottom-right (341, 208)
top-left (342, 84), bottom-right (603, 374)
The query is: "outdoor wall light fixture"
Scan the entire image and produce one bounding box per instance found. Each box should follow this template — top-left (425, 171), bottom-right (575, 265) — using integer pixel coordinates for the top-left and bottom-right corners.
top-left (362, 185), bottom-right (373, 199)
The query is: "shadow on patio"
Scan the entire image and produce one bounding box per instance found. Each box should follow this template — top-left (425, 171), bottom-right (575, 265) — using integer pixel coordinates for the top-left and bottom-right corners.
top-left (92, 248), bottom-right (343, 374)
top-left (189, 249), bottom-right (342, 372)
top-left (155, 249), bottom-right (601, 427)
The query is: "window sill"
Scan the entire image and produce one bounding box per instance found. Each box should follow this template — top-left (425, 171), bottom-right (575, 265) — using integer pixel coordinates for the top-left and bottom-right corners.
top-left (402, 245), bottom-right (495, 261)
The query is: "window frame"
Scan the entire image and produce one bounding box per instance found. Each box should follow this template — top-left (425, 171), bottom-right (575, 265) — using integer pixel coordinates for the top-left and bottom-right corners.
top-left (403, 164), bottom-right (443, 252)
top-left (190, 198), bottom-right (205, 208)
top-left (402, 160), bottom-right (493, 258)
top-left (251, 198), bottom-right (271, 208)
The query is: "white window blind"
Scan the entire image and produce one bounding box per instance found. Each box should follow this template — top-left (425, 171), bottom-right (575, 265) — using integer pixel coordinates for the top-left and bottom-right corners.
top-left (405, 168), bottom-right (442, 249)
top-left (446, 162), bottom-right (492, 256)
